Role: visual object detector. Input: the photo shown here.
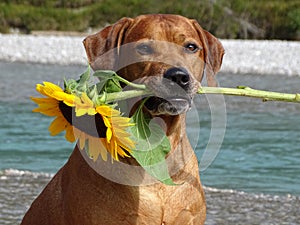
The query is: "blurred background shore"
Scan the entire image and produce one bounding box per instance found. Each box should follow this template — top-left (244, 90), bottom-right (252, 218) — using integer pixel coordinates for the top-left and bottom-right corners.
top-left (1, 34), bottom-right (299, 76)
top-left (1, 0), bottom-right (299, 40)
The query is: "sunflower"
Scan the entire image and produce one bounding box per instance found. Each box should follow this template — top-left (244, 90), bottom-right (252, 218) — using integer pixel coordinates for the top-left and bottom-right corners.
top-left (74, 92), bottom-right (97, 116)
top-left (96, 105), bottom-right (135, 161)
top-left (31, 82), bottom-right (76, 142)
top-left (31, 81), bottom-right (135, 162)
top-left (72, 106), bottom-right (135, 162)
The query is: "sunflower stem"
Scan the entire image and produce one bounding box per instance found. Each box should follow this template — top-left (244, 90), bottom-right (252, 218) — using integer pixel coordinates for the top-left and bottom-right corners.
top-left (115, 74), bottom-right (147, 90)
top-left (104, 86), bottom-right (300, 103)
top-left (197, 86), bottom-right (300, 103)
top-left (104, 89), bottom-right (152, 103)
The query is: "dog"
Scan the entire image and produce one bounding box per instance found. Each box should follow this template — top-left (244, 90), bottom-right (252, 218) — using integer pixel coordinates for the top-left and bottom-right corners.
top-left (21, 14), bottom-right (224, 225)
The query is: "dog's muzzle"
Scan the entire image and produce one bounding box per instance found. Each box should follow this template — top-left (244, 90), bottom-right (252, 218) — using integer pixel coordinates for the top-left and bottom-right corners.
top-left (145, 67), bottom-right (193, 115)
top-left (145, 96), bottom-right (191, 116)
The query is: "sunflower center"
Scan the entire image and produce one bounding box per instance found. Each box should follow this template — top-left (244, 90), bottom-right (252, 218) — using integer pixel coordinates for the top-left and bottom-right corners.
top-left (59, 101), bottom-right (107, 138)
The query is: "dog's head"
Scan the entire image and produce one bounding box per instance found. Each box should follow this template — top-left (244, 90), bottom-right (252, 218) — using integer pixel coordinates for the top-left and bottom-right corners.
top-left (83, 14), bottom-right (224, 116)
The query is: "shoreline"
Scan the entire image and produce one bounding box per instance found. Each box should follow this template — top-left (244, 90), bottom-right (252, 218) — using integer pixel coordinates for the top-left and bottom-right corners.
top-left (1, 168), bottom-right (300, 225)
top-left (1, 34), bottom-right (299, 76)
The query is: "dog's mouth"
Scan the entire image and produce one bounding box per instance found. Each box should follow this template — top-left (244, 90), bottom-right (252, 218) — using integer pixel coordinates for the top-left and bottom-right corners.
top-left (144, 96), bottom-right (192, 116)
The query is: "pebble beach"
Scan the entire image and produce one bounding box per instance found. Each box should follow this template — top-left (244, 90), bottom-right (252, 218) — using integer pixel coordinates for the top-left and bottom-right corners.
top-left (0, 34), bottom-right (300, 76)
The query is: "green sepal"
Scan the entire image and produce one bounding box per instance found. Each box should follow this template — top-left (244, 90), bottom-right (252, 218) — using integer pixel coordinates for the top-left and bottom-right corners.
top-left (93, 70), bottom-right (122, 94)
top-left (96, 92), bottom-right (107, 105)
top-left (88, 85), bottom-right (99, 103)
top-left (75, 66), bottom-right (91, 94)
top-left (64, 66), bottom-right (91, 96)
top-left (64, 78), bottom-right (78, 94)
top-left (105, 79), bottom-right (122, 93)
top-left (78, 66), bottom-right (91, 86)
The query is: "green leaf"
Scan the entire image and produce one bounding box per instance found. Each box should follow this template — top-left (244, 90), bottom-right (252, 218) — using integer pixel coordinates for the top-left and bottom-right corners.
top-left (88, 85), bottom-right (99, 103)
top-left (94, 70), bottom-right (115, 91)
top-left (130, 100), bottom-right (176, 185)
top-left (105, 79), bottom-right (122, 93)
top-left (78, 66), bottom-right (91, 85)
top-left (93, 70), bottom-right (117, 79)
top-left (93, 70), bottom-right (122, 94)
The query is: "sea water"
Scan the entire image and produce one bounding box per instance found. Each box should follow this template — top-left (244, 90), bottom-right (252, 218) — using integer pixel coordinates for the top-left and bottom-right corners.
top-left (1, 62), bottom-right (300, 224)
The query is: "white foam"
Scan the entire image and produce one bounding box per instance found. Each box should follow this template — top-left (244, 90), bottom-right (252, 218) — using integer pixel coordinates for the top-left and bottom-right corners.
top-left (0, 168), bottom-right (53, 178)
top-left (204, 185), bottom-right (299, 201)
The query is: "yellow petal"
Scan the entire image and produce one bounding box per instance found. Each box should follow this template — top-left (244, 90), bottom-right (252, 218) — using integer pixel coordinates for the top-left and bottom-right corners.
top-left (48, 116), bottom-right (67, 136)
top-left (88, 137), bottom-right (108, 162)
top-left (111, 116), bottom-right (132, 124)
top-left (102, 116), bottom-right (111, 128)
top-left (73, 128), bottom-right (86, 150)
top-left (96, 105), bottom-right (120, 117)
top-left (53, 92), bottom-right (75, 106)
top-left (117, 145), bottom-right (130, 157)
top-left (75, 108), bottom-right (87, 117)
top-left (42, 84), bottom-right (62, 98)
top-left (74, 94), bottom-right (97, 116)
top-left (33, 106), bottom-right (60, 116)
top-left (36, 84), bottom-right (48, 96)
top-left (105, 138), bottom-right (114, 159)
top-left (113, 140), bottom-right (119, 160)
top-left (43, 81), bottom-right (63, 92)
top-left (33, 101), bottom-right (57, 108)
top-left (99, 139), bottom-right (108, 161)
top-left (114, 128), bottom-right (131, 138)
top-left (88, 138), bottom-right (98, 161)
top-left (106, 127), bottom-right (112, 143)
top-left (110, 108), bottom-right (122, 116)
top-left (73, 127), bottom-right (80, 139)
top-left (35, 82), bottom-right (76, 107)
top-left (119, 138), bottom-right (135, 149)
top-left (81, 93), bottom-right (94, 107)
top-left (87, 108), bottom-right (97, 115)
top-left (65, 125), bottom-right (75, 142)
top-left (79, 132), bottom-right (86, 150)
top-left (31, 97), bottom-right (57, 105)
top-left (33, 101), bottom-right (58, 110)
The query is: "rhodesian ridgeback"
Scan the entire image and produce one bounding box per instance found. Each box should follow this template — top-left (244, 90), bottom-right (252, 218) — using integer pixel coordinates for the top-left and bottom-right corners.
top-left (21, 14), bottom-right (224, 225)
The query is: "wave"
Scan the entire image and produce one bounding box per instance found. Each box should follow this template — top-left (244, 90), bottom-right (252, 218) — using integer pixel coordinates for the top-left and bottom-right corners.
top-left (1, 168), bottom-right (298, 199)
top-left (0, 168), bottom-right (54, 179)
top-left (1, 168), bottom-right (300, 225)
top-left (203, 185), bottom-right (299, 201)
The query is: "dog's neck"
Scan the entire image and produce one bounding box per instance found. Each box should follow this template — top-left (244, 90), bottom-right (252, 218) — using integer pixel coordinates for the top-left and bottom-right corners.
top-left (72, 113), bottom-right (195, 185)
top-left (121, 113), bottom-right (194, 182)
top-left (160, 114), bottom-right (196, 181)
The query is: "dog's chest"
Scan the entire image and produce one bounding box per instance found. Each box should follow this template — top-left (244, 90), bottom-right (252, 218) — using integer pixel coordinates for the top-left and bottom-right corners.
top-left (137, 183), bottom-right (202, 224)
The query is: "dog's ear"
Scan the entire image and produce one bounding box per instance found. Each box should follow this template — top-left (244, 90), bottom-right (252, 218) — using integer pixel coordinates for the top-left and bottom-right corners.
top-left (83, 17), bottom-right (133, 71)
top-left (191, 20), bottom-right (224, 86)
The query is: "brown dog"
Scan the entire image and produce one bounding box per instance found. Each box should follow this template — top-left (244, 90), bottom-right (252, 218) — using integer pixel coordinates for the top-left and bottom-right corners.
top-left (21, 14), bottom-right (224, 225)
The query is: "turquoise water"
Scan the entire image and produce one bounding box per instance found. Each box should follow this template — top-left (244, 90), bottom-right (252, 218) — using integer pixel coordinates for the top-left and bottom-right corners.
top-left (199, 111), bottom-right (300, 195)
top-left (1, 101), bottom-right (299, 195)
top-left (0, 101), bottom-right (71, 172)
top-left (1, 62), bottom-right (300, 225)
top-left (1, 61), bottom-right (300, 195)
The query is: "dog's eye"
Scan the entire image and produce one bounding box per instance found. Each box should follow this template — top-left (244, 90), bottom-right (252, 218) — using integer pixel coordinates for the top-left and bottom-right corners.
top-left (184, 43), bottom-right (199, 53)
top-left (136, 44), bottom-right (154, 55)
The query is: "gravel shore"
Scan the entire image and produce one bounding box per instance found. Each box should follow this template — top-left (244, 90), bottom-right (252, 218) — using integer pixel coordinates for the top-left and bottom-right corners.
top-left (0, 34), bottom-right (299, 76)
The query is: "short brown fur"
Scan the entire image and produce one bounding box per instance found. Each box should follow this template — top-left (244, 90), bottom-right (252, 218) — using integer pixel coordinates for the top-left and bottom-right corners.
top-left (21, 14), bottom-right (224, 225)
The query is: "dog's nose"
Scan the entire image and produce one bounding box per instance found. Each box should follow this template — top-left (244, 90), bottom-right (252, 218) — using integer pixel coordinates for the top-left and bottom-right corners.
top-left (163, 67), bottom-right (190, 89)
